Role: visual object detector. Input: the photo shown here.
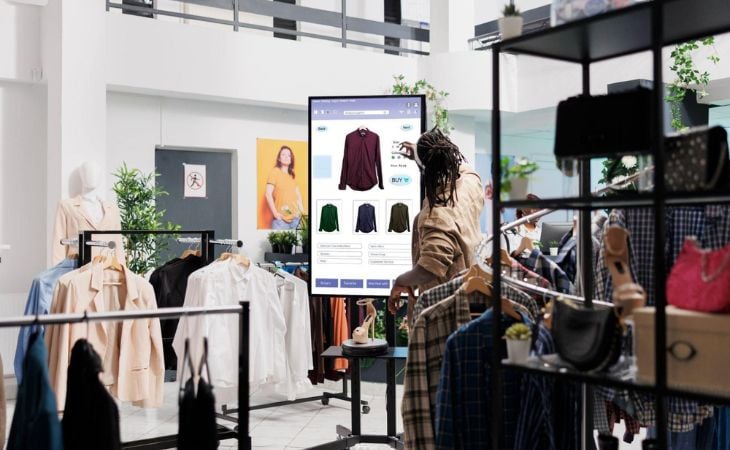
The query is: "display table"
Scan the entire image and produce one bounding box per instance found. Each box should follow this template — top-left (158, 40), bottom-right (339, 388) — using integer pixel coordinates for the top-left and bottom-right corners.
top-left (308, 345), bottom-right (408, 450)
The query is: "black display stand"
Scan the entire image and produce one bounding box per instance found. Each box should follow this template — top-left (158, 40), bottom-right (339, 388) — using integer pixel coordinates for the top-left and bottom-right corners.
top-left (307, 303), bottom-right (405, 450)
top-left (490, 1), bottom-right (730, 448)
top-left (263, 252), bottom-right (309, 264)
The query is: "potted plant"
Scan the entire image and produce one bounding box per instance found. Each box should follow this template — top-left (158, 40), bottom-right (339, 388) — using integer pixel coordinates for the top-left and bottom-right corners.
top-left (549, 240), bottom-right (561, 256)
top-left (267, 231), bottom-right (282, 253)
top-left (504, 323), bottom-right (532, 364)
top-left (499, 1), bottom-right (523, 40)
top-left (280, 231), bottom-right (298, 254)
top-left (501, 156), bottom-right (539, 200)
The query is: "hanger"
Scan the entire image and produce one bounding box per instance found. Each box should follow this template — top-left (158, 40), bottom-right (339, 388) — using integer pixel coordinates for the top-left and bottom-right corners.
top-left (181, 244), bottom-right (201, 259)
top-left (218, 250), bottom-right (250, 267)
top-left (103, 248), bottom-right (124, 272)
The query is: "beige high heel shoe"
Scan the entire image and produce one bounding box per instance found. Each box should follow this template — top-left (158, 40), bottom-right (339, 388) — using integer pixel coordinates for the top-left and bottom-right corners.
top-left (604, 226), bottom-right (646, 317)
top-left (352, 299), bottom-right (377, 344)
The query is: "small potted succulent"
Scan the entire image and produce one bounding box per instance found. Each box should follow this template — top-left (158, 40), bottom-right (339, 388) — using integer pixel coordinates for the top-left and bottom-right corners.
top-left (549, 240), bottom-right (561, 256)
top-left (504, 323), bottom-right (532, 364)
top-left (501, 156), bottom-right (539, 200)
top-left (499, 1), bottom-right (523, 40)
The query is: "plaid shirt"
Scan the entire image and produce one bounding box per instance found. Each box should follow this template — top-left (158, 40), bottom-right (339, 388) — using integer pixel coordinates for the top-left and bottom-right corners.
top-left (412, 272), bottom-right (541, 327)
top-left (402, 286), bottom-right (490, 450)
top-left (593, 206), bottom-right (730, 435)
top-left (522, 249), bottom-right (574, 294)
top-left (434, 309), bottom-right (525, 450)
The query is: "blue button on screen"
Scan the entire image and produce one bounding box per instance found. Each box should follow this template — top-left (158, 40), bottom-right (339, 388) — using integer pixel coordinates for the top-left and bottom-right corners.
top-left (340, 279), bottom-right (364, 288)
top-left (315, 278), bottom-right (338, 288)
top-left (367, 279), bottom-right (390, 289)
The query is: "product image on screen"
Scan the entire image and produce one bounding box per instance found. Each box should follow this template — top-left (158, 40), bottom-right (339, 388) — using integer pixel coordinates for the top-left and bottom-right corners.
top-left (310, 96), bottom-right (425, 296)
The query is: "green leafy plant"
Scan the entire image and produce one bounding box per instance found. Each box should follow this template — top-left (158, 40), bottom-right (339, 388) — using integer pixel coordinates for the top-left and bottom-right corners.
top-left (598, 155), bottom-right (640, 190)
top-left (667, 37), bottom-right (720, 131)
top-left (500, 156), bottom-right (538, 195)
top-left (112, 163), bottom-right (180, 275)
top-left (391, 75), bottom-right (452, 134)
top-left (549, 240), bottom-right (560, 248)
top-left (532, 240), bottom-right (543, 249)
top-left (267, 231), bottom-right (282, 246)
top-left (504, 323), bottom-right (531, 341)
top-left (502, 1), bottom-right (520, 17)
top-left (280, 231), bottom-right (299, 246)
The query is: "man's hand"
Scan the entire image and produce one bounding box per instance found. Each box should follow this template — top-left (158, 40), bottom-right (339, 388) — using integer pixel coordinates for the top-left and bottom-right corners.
top-left (388, 283), bottom-right (414, 315)
top-left (273, 211), bottom-right (284, 220)
top-left (398, 141), bottom-right (416, 160)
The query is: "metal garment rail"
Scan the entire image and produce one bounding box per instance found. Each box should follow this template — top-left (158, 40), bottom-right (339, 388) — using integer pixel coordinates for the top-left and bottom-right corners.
top-left (9, 304), bottom-right (251, 450)
top-left (80, 230), bottom-right (216, 265)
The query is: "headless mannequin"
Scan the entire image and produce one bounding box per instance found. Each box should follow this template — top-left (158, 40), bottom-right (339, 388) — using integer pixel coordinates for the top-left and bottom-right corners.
top-left (51, 161), bottom-right (125, 264)
top-left (79, 162), bottom-right (105, 224)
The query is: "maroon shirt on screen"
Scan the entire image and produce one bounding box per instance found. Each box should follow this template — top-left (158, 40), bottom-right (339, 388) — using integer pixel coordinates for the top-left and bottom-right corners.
top-left (338, 128), bottom-right (384, 191)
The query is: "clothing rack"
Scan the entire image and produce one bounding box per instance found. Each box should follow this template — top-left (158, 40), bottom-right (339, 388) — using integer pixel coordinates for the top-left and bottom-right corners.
top-left (60, 237), bottom-right (117, 250)
top-left (77, 229), bottom-right (256, 448)
top-left (223, 264), bottom-right (365, 416)
top-left (489, 3), bottom-right (730, 448)
top-left (10, 303), bottom-right (251, 450)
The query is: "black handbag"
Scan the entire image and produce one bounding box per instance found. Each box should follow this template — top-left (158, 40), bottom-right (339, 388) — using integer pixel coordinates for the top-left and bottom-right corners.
top-left (551, 299), bottom-right (622, 372)
top-left (665, 126), bottom-right (730, 192)
top-left (554, 87), bottom-right (652, 159)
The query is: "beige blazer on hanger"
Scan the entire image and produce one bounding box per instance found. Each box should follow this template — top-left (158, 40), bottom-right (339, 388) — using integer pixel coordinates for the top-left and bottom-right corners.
top-left (46, 263), bottom-right (164, 409)
top-left (51, 195), bottom-right (126, 265)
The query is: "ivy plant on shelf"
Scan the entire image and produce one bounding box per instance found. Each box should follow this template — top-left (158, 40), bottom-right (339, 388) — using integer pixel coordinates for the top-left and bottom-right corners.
top-left (391, 74), bottom-right (452, 134)
top-left (112, 163), bottom-right (180, 275)
top-left (667, 37), bottom-right (720, 131)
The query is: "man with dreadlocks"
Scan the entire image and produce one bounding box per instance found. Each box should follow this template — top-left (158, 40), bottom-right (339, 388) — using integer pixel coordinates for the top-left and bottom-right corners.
top-left (387, 127), bottom-right (484, 318)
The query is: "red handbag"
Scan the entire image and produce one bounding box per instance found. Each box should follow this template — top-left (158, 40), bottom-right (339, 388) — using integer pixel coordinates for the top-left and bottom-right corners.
top-left (667, 239), bottom-right (730, 313)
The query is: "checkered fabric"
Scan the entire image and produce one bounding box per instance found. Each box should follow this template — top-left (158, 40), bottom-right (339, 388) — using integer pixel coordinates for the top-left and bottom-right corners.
top-left (402, 287), bottom-right (488, 450)
top-left (592, 206), bottom-right (730, 437)
top-left (523, 249), bottom-right (574, 294)
top-left (411, 273), bottom-right (540, 326)
top-left (434, 309), bottom-right (525, 450)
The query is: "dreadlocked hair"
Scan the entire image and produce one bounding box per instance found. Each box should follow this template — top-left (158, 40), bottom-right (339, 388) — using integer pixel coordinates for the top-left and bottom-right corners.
top-left (417, 127), bottom-right (464, 209)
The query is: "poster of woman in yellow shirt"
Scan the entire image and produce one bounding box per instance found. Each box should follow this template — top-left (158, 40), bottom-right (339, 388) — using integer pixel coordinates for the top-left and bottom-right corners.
top-left (257, 139), bottom-right (309, 230)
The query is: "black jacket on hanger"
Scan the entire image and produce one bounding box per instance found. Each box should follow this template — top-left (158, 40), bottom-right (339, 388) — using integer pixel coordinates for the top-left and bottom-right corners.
top-left (62, 339), bottom-right (121, 450)
top-left (150, 255), bottom-right (206, 369)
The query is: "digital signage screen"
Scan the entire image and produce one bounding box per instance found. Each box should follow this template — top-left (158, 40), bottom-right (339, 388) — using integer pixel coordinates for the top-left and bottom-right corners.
top-left (309, 95), bottom-right (426, 296)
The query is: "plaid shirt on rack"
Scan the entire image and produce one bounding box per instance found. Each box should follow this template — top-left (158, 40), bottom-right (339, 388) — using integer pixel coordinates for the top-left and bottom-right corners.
top-left (411, 273), bottom-right (540, 326)
top-left (592, 206), bottom-right (730, 436)
top-left (402, 287), bottom-right (492, 450)
top-left (434, 309), bottom-right (527, 450)
top-left (523, 249), bottom-right (574, 294)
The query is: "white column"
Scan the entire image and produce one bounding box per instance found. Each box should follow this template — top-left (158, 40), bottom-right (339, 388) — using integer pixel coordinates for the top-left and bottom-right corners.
top-left (449, 114), bottom-right (476, 166)
top-left (43, 0), bottom-right (107, 248)
top-left (429, 0), bottom-right (475, 53)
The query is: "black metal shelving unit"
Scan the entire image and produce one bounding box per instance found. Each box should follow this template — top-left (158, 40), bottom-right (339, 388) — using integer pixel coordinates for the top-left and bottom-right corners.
top-left (490, 1), bottom-right (730, 448)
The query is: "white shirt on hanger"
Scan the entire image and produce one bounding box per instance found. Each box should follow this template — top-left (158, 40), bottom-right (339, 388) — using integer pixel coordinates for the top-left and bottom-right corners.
top-left (272, 270), bottom-right (313, 400)
top-left (172, 259), bottom-right (287, 404)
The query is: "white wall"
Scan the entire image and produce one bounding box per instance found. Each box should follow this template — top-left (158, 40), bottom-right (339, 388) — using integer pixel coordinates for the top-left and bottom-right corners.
top-left (106, 13), bottom-right (418, 108)
top-left (0, 81), bottom-right (47, 373)
top-left (0, 1), bottom-right (42, 83)
top-left (107, 92), bottom-right (308, 263)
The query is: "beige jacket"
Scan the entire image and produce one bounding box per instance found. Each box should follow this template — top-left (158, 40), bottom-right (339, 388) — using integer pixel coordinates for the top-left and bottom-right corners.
top-left (52, 195), bottom-right (126, 265)
top-left (46, 263), bottom-right (164, 409)
top-left (413, 164), bottom-right (484, 292)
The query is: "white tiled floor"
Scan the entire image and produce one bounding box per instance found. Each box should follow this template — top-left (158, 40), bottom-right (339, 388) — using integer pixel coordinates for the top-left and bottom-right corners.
top-left (3, 379), bottom-right (649, 449)
top-left (4, 379), bottom-right (401, 449)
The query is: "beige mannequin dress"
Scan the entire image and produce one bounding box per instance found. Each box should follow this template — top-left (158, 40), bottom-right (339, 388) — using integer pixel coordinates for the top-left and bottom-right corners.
top-left (51, 196), bottom-right (126, 265)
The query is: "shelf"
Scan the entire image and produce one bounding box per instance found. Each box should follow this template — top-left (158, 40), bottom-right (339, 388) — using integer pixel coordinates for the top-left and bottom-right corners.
top-left (498, 0), bottom-right (730, 63)
top-left (263, 252), bottom-right (309, 264)
top-left (321, 346), bottom-right (408, 360)
top-left (500, 192), bottom-right (730, 210)
top-left (503, 359), bottom-right (730, 405)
